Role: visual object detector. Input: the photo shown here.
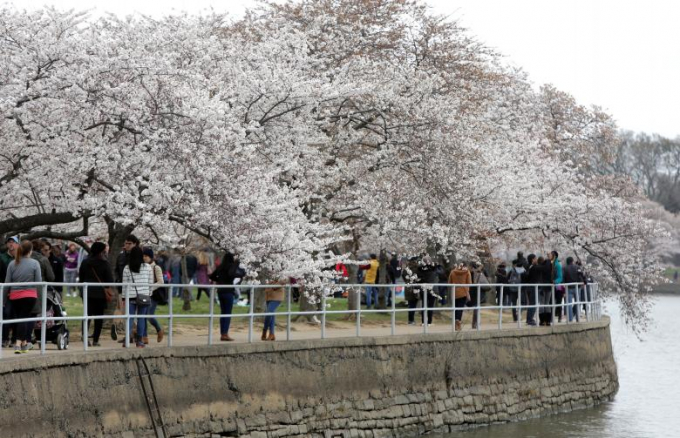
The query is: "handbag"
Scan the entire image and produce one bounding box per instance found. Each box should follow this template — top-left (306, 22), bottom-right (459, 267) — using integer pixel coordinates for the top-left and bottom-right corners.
top-left (130, 269), bottom-right (151, 307)
top-left (91, 267), bottom-right (114, 302)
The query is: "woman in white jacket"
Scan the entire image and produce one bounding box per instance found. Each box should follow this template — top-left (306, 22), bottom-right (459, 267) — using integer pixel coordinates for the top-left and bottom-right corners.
top-left (122, 246), bottom-right (153, 348)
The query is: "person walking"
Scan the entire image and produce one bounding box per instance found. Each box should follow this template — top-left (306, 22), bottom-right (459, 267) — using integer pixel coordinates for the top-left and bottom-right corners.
top-left (563, 257), bottom-right (585, 322)
top-left (524, 254), bottom-right (547, 326)
top-left (494, 262), bottom-right (509, 306)
top-left (112, 235), bottom-right (140, 341)
top-left (4, 240), bottom-right (42, 354)
top-left (402, 256), bottom-right (420, 325)
top-left (387, 253), bottom-right (401, 307)
top-left (469, 262), bottom-right (490, 329)
top-left (63, 243), bottom-right (80, 297)
top-left (417, 255), bottom-right (438, 326)
top-left (549, 251), bottom-right (564, 322)
top-left (506, 260), bottom-right (526, 322)
top-left (360, 254), bottom-right (380, 309)
top-left (143, 247), bottom-right (165, 344)
top-left (262, 279), bottom-right (286, 341)
top-left (448, 263), bottom-right (471, 331)
top-left (1, 236), bottom-right (19, 348)
top-left (29, 240), bottom-right (55, 336)
top-left (78, 242), bottom-right (114, 346)
top-left (42, 241), bottom-right (64, 295)
top-left (121, 246), bottom-right (153, 348)
top-left (209, 252), bottom-right (245, 341)
top-left (536, 256), bottom-right (554, 326)
top-left (195, 250), bottom-right (211, 301)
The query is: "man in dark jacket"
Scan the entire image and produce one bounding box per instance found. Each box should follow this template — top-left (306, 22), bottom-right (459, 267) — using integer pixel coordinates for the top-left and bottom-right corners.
top-left (386, 253), bottom-right (400, 307)
top-left (401, 256), bottom-right (420, 325)
top-left (111, 234), bottom-right (140, 340)
top-left (525, 254), bottom-right (551, 326)
top-left (79, 242), bottom-right (114, 346)
top-left (564, 257), bottom-right (585, 322)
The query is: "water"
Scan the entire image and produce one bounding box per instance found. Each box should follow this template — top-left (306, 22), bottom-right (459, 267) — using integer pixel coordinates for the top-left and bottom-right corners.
top-left (435, 294), bottom-right (680, 438)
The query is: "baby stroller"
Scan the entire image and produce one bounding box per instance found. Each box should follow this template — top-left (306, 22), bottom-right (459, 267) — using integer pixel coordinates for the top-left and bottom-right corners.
top-left (34, 288), bottom-right (70, 350)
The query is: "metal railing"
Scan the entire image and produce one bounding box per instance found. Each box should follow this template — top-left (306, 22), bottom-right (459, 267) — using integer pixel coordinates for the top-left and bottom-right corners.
top-left (0, 281), bottom-right (602, 357)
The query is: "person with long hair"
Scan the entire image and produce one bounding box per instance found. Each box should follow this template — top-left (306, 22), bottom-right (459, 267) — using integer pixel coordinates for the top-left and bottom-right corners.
top-left (142, 247), bottom-right (165, 344)
top-left (122, 246), bottom-right (153, 348)
top-left (79, 242), bottom-right (114, 346)
top-left (195, 250), bottom-right (211, 301)
top-left (4, 240), bottom-right (42, 353)
top-left (209, 252), bottom-right (245, 341)
top-left (262, 278), bottom-right (286, 341)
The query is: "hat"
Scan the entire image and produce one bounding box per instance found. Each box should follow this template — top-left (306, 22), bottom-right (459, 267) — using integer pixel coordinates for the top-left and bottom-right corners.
top-left (142, 247), bottom-right (154, 259)
top-left (5, 236), bottom-right (19, 244)
top-left (90, 242), bottom-right (107, 257)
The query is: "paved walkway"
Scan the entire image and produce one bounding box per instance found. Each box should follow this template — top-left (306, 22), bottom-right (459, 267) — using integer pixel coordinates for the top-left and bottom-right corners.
top-left (0, 313), bottom-right (594, 360)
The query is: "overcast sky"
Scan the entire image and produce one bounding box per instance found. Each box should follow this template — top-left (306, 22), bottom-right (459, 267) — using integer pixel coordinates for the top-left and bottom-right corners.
top-left (11, 0), bottom-right (680, 138)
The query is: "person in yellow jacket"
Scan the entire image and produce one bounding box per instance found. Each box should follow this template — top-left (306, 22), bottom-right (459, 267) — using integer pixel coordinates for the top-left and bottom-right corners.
top-left (360, 254), bottom-right (380, 309)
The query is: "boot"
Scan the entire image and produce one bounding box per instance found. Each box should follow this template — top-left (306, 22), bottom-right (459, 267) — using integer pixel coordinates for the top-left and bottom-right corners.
top-left (142, 337), bottom-right (149, 345)
top-left (261, 328), bottom-right (268, 341)
top-left (472, 312), bottom-right (479, 329)
top-left (455, 320), bottom-right (462, 331)
top-left (220, 334), bottom-right (234, 342)
top-left (267, 333), bottom-right (276, 341)
top-left (157, 329), bottom-right (164, 343)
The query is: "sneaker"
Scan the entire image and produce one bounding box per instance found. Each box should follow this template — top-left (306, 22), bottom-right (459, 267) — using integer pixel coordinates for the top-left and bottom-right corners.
top-left (111, 325), bottom-right (118, 341)
top-left (22, 343), bottom-right (34, 353)
top-left (526, 321), bottom-right (537, 326)
top-left (407, 321), bottom-right (416, 326)
top-left (136, 343), bottom-right (145, 348)
top-left (2, 340), bottom-right (10, 348)
top-left (14, 346), bottom-right (21, 355)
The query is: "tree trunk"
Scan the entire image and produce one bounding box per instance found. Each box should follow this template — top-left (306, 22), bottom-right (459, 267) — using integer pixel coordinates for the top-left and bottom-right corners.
top-left (377, 249), bottom-right (388, 309)
top-left (103, 218), bottom-right (135, 330)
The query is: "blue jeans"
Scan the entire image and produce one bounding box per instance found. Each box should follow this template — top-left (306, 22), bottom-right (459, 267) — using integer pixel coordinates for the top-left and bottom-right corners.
top-left (365, 286), bottom-right (379, 308)
top-left (218, 291), bottom-right (235, 335)
top-left (568, 286), bottom-right (580, 322)
top-left (264, 300), bottom-right (281, 334)
top-left (128, 300), bottom-right (149, 343)
top-left (148, 299), bottom-right (162, 333)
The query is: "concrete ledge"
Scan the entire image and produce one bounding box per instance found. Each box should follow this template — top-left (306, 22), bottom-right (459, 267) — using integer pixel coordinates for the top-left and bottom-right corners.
top-left (0, 317), bottom-right (611, 374)
top-left (0, 317), bottom-right (618, 438)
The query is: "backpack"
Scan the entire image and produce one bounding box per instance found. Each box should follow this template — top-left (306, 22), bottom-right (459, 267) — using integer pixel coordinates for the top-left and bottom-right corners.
top-left (508, 268), bottom-right (522, 285)
top-left (152, 265), bottom-right (169, 305)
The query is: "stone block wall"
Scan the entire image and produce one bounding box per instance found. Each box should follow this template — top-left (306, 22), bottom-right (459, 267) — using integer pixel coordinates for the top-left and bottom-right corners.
top-left (0, 319), bottom-right (617, 437)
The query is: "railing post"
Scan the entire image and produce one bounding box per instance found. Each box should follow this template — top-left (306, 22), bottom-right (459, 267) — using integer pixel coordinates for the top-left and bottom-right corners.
top-left (423, 286), bottom-right (429, 334)
top-left (566, 284), bottom-right (571, 325)
top-left (321, 288), bottom-right (326, 340)
top-left (476, 285), bottom-right (481, 332)
top-left (40, 283), bottom-right (47, 355)
top-left (498, 285), bottom-right (503, 330)
top-left (0, 285), bottom-right (4, 359)
top-left (124, 284), bottom-right (130, 348)
top-left (391, 285), bottom-right (396, 336)
top-left (83, 284), bottom-right (89, 351)
top-left (168, 284), bottom-right (174, 347)
top-left (534, 285), bottom-right (539, 326)
top-left (452, 286), bottom-right (457, 332)
top-left (286, 285), bottom-right (291, 341)
top-left (551, 284), bottom-right (556, 326)
top-left (208, 287), bottom-right (215, 345)
top-left (248, 287), bottom-right (254, 343)
top-left (517, 284), bottom-right (522, 329)
top-left (356, 287), bottom-right (361, 337)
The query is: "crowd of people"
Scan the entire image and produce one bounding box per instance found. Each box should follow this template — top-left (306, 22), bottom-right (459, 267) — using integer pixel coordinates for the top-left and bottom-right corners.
top-left (342, 250), bottom-right (593, 331)
top-left (0, 232), bottom-right (595, 353)
top-left (0, 235), bottom-right (266, 351)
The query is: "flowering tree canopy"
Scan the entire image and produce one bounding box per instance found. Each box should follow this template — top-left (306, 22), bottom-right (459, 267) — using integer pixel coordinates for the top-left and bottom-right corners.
top-left (0, 1), bottom-right (665, 324)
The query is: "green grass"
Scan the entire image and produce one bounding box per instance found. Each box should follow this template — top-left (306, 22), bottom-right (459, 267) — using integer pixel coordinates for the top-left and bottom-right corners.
top-left (59, 293), bottom-right (415, 333)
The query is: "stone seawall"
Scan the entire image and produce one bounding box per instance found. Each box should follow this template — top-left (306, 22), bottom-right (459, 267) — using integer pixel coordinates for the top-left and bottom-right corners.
top-left (0, 319), bottom-right (618, 437)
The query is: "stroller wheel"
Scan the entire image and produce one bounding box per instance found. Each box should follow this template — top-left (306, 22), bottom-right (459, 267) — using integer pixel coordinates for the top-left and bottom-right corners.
top-left (57, 332), bottom-right (69, 350)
